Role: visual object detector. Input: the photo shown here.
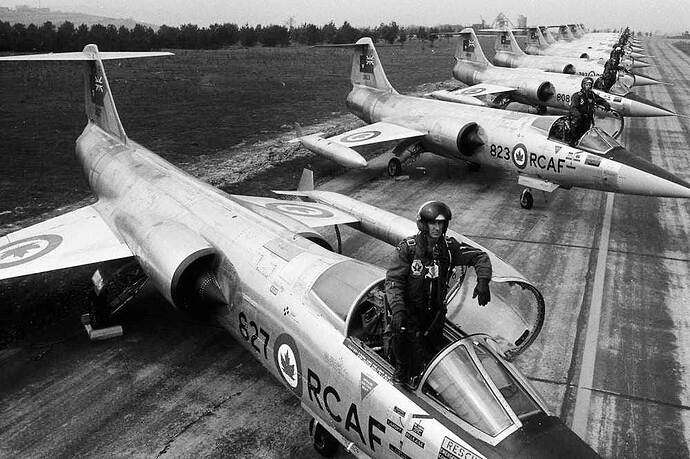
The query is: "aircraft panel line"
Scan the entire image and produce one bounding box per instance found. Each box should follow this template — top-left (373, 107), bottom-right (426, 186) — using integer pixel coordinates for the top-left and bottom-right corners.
top-left (571, 192), bottom-right (615, 438)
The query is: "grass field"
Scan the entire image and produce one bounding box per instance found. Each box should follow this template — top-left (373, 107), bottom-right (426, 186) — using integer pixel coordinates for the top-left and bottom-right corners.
top-left (0, 39), bottom-right (458, 227)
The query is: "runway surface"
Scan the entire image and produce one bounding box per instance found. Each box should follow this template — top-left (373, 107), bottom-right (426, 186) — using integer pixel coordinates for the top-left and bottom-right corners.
top-left (0, 38), bottom-right (688, 458)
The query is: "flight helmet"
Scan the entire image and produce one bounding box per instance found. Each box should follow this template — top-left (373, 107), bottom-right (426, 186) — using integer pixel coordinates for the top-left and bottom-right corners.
top-left (417, 201), bottom-right (452, 233)
top-left (581, 76), bottom-right (594, 89)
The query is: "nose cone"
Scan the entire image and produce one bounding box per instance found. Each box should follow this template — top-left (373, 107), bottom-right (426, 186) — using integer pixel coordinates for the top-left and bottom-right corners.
top-left (631, 59), bottom-right (651, 69)
top-left (607, 147), bottom-right (690, 198)
top-left (623, 92), bottom-right (676, 117)
top-left (631, 71), bottom-right (663, 86)
top-left (630, 51), bottom-right (647, 60)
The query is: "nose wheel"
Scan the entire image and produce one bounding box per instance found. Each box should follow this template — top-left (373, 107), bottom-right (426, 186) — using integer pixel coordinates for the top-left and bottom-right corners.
top-left (520, 188), bottom-right (534, 209)
top-left (387, 157), bottom-right (402, 177)
top-left (309, 419), bottom-right (339, 457)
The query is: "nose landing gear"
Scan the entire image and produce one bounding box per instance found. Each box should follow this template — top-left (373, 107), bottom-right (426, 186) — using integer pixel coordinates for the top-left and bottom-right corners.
top-left (520, 188), bottom-right (534, 209)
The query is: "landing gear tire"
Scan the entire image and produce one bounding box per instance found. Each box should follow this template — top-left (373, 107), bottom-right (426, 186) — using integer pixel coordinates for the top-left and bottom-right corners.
top-left (313, 423), bottom-right (339, 457)
top-left (468, 162), bottom-right (481, 172)
top-left (387, 157), bottom-right (402, 177)
top-left (520, 189), bottom-right (534, 209)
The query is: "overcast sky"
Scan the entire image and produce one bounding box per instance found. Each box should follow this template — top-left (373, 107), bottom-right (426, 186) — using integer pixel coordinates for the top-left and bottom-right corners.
top-left (2, 0), bottom-right (689, 33)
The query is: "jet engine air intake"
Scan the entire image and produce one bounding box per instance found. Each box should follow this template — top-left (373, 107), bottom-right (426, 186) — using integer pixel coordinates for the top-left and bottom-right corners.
top-left (562, 63), bottom-right (576, 74)
top-left (580, 53), bottom-right (590, 59)
top-left (516, 81), bottom-right (556, 102)
top-left (136, 222), bottom-right (228, 311)
top-left (428, 120), bottom-right (484, 157)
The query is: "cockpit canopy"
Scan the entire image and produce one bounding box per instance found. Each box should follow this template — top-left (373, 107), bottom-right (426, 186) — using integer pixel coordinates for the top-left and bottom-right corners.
top-left (419, 335), bottom-right (547, 445)
top-left (532, 116), bottom-right (623, 154)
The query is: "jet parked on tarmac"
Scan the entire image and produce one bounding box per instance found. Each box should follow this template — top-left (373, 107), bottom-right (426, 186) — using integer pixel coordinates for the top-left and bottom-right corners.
top-left (293, 36), bottom-right (690, 209)
top-left (436, 28), bottom-right (673, 123)
top-left (0, 45), bottom-right (612, 459)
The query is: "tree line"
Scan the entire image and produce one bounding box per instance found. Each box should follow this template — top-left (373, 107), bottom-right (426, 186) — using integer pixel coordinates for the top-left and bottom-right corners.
top-left (0, 20), bottom-right (456, 52)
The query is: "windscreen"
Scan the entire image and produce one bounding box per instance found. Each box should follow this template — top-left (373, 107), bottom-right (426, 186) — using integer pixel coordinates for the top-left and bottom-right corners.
top-left (421, 339), bottom-right (543, 438)
top-left (577, 127), bottom-right (620, 154)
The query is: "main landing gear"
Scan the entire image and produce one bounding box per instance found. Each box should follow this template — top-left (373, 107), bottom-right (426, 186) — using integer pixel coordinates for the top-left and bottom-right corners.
top-left (520, 188), bottom-right (534, 209)
top-left (387, 141), bottom-right (425, 177)
top-left (387, 157), bottom-right (402, 177)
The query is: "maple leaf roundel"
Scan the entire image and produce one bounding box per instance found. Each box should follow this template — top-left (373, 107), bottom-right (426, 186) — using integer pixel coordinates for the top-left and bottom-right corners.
top-left (273, 333), bottom-right (303, 396)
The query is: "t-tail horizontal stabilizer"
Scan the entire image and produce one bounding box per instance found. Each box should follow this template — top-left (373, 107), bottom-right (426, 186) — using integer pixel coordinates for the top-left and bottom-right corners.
top-left (0, 46), bottom-right (173, 145)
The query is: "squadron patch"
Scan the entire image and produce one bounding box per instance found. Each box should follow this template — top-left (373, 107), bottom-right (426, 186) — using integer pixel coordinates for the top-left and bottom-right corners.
top-left (410, 259), bottom-right (423, 276)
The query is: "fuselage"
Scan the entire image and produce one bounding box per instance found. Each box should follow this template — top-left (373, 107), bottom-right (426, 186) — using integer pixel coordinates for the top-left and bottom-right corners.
top-left (493, 51), bottom-right (605, 77)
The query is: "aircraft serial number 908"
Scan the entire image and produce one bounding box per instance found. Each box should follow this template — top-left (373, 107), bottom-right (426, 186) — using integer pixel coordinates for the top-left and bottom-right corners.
top-left (556, 93), bottom-right (571, 104)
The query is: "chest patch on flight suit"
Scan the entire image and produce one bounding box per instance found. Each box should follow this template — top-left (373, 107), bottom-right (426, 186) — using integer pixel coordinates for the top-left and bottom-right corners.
top-left (411, 259), bottom-right (424, 276)
top-left (425, 261), bottom-right (439, 279)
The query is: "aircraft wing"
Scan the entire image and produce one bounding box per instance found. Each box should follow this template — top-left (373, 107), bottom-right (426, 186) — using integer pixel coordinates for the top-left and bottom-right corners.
top-left (231, 196), bottom-right (359, 228)
top-left (432, 83), bottom-right (517, 98)
top-left (328, 121), bottom-right (425, 147)
top-left (0, 205), bottom-right (133, 281)
top-left (427, 83), bottom-right (516, 105)
top-left (518, 174), bottom-right (561, 192)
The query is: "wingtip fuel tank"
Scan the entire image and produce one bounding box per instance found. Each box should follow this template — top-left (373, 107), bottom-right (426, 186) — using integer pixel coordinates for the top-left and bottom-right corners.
top-left (297, 133), bottom-right (368, 168)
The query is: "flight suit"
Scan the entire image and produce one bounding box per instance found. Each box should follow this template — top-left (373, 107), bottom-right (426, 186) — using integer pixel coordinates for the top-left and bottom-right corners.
top-left (569, 89), bottom-right (611, 145)
top-left (594, 57), bottom-right (623, 92)
top-left (385, 232), bottom-right (492, 381)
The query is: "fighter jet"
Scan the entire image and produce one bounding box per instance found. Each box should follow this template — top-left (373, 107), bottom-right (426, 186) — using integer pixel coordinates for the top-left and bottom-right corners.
top-left (491, 29), bottom-right (662, 88)
top-left (439, 28), bottom-right (673, 122)
top-left (292, 36), bottom-right (690, 208)
top-left (527, 26), bottom-right (649, 64)
top-left (1, 45), bottom-right (608, 458)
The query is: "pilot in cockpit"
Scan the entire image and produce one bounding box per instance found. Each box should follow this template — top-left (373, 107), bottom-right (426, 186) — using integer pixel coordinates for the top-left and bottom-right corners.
top-left (385, 201), bottom-right (492, 385)
top-left (569, 77), bottom-right (611, 146)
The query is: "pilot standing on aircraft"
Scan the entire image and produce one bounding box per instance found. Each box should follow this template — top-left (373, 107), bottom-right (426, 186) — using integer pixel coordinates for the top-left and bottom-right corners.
top-left (385, 201), bottom-right (492, 384)
top-left (594, 45), bottom-right (625, 92)
top-left (569, 77), bottom-right (611, 146)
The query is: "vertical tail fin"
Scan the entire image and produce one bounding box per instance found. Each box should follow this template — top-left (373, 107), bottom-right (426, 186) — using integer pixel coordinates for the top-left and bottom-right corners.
top-left (82, 45), bottom-right (127, 143)
top-left (507, 30), bottom-right (527, 56)
top-left (538, 27), bottom-right (554, 46)
top-left (558, 25), bottom-right (573, 41)
top-left (0, 46), bottom-right (172, 146)
top-left (350, 38), bottom-right (397, 93)
top-left (494, 31), bottom-right (512, 52)
top-left (526, 27), bottom-right (542, 49)
top-left (495, 30), bottom-right (525, 56)
top-left (455, 28), bottom-right (491, 65)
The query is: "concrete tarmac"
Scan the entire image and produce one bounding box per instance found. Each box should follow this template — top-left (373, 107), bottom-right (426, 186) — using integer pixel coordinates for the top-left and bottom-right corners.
top-left (1, 38), bottom-right (688, 458)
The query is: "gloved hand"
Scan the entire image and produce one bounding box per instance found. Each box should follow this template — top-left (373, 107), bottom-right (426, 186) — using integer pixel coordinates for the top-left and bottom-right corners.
top-left (391, 310), bottom-right (407, 333)
top-left (472, 279), bottom-right (491, 306)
